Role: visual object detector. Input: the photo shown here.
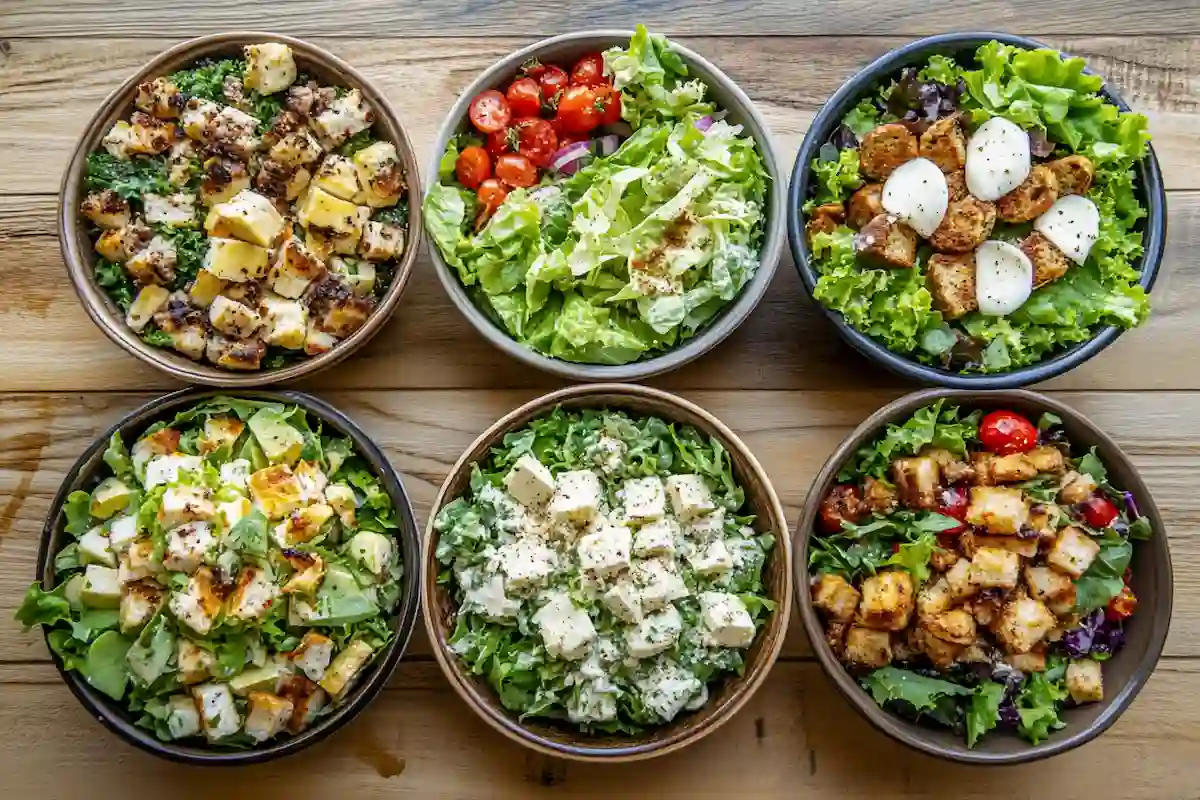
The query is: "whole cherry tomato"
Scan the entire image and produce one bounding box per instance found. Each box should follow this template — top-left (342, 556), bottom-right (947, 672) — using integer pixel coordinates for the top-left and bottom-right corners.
top-left (512, 117), bottom-right (558, 168)
top-left (475, 179), bottom-right (509, 228)
top-left (1080, 495), bottom-right (1120, 529)
top-left (1106, 584), bottom-right (1138, 621)
top-left (494, 153), bottom-right (537, 188)
top-left (593, 84), bottom-right (622, 126)
top-left (570, 52), bottom-right (608, 87)
top-left (486, 128), bottom-right (515, 159)
top-left (454, 145), bottom-right (491, 189)
top-left (468, 90), bottom-right (511, 133)
top-left (817, 484), bottom-right (866, 535)
top-left (505, 78), bottom-right (543, 118)
top-left (518, 58), bottom-right (547, 80)
top-left (555, 85), bottom-right (602, 134)
top-left (934, 486), bottom-right (970, 534)
top-left (978, 410), bottom-right (1038, 455)
top-left (538, 66), bottom-right (570, 109)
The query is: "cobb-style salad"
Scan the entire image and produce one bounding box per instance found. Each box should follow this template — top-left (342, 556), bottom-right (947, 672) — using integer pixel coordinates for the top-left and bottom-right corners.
top-left (809, 401), bottom-right (1151, 746)
top-left (803, 41), bottom-right (1153, 373)
top-left (16, 396), bottom-right (404, 748)
top-left (82, 42), bottom-right (409, 371)
top-left (425, 26), bottom-right (770, 365)
top-left (433, 407), bottom-right (776, 731)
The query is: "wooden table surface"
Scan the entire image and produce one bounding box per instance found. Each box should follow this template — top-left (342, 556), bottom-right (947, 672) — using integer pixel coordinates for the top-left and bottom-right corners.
top-left (2, 1), bottom-right (1199, 796)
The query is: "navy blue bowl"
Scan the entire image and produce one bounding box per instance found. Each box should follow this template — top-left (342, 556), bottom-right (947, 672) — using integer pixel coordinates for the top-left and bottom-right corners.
top-left (787, 32), bottom-right (1168, 389)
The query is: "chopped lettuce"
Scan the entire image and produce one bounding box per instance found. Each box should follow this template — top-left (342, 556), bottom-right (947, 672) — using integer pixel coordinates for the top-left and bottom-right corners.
top-left (836, 399), bottom-right (981, 481)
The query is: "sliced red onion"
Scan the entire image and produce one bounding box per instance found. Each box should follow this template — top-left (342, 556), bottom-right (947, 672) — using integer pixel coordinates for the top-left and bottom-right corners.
top-left (1123, 491), bottom-right (1141, 520)
top-left (694, 115), bottom-right (715, 132)
top-left (595, 134), bottom-right (621, 156)
top-left (550, 141), bottom-right (592, 174)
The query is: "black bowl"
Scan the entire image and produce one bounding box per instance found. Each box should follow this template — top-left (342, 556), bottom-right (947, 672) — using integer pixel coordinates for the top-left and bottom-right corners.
top-left (787, 32), bottom-right (1168, 389)
top-left (33, 388), bottom-right (421, 765)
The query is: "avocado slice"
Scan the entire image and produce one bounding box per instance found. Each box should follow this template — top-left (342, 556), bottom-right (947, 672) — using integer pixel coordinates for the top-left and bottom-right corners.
top-left (63, 574), bottom-right (86, 611)
top-left (346, 531), bottom-right (393, 576)
top-left (90, 478), bottom-right (133, 520)
top-left (229, 661), bottom-right (288, 696)
top-left (247, 409), bottom-right (304, 465)
top-left (81, 565), bottom-right (122, 609)
top-left (79, 527), bottom-right (116, 567)
top-left (301, 564), bottom-right (378, 626)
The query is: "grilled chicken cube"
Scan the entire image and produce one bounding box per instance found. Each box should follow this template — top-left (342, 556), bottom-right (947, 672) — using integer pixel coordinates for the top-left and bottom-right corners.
top-left (95, 223), bottom-right (152, 264)
top-left (966, 486), bottom-right (1030, 535)
top-left (269, 129), bottom-right (324, 169)
top-left (862, 476), bottom-right (898, 514)
top-left (1022, 231), bottom-right (1072, 287)
top-left (119, 579), bottom-right (165, 634)
top-left (210, 106), bottom-right (261, 159)
top-left (168, 322), bottom-right (208, 361)
top-left (1047, 155), bottom-right (1095, 196)
top-left (927, 252), bottom-right (978, 319)
top-left (228, 565), bottom-right (279, 622)
top-left (855, 213), bottom-right (919, 268)
top-left (208, 295), bottom-right (262, 339)
top-left (80, 190), bottom-right (131, 229)
top-left (1066, 659), bottom-right (1104, 703)
top-left (1025, 565), bottom-right (1078, 616)
top-left (309, 278), bottom-right (373, 338)
top-left (304, 321), bottom-right (339, 356)
top-left (997, 164), bottom-right (1060, 223)
top-left (199, 157), bottom-right (252, 207)
top-left (918, 114), bottom-right (967, 173)
top-left (812, 573), bottom-right (861, 623)
top-left (244, 691), bottom-right (295, 743)
top-left (310, 88), bottom-right (374, 148)
top-left (125, 285), bottom-right (171, 332)
top-left (135, 76), bottom-right (184, 119)
top-left (892, 456), bottom-right (939, 510)
top-left (143, 192), bottom-right (197, 228)
top-left (177, 638), bottom-right (216, 684)
top-left (278, 674), bottom-right (328, 734)
top-left (260, 292), bottom-right (308, 349)
top-left (805, 202), bottom-right (844, 242)
top-left (167, 139), bottom-right (198, 187)
top-left (917, 577), bottom-right (954, 619)
top-left (352, 141), bottom-right (406, 208)
top-left (973, 451), bottom-right (1037, 484)
top-left (125, 235), bottom-right (179, 286)
top-left (913, 624), bottom-right (963, 669)
top-left (929, 195), bottom-right (996, 253)
top-left (859, 123), bottom-right (918, 179)
top-left (969, 546), bottom-right (1021, 590)
top-left (181, 98), bottom-right (220, 141)
top-left (269, 238), bottom-right (327, 299)
top-left (846, 183), bottom-right (884, 229)
top-left (857, 570), bottom-right (914, 631)
top-left (843, 625), bottom-right (893, 668)
top-left (314, 155), bottom-right (362, 200)
top-left (929, 546), bottom-right (960, 573)
top-left (255, 159), bottom-right (312, 204)
top-left (358, 220), bottom-right (405, 261)
top-left (1059, 470), bottom-right (1099, 504)
top-left (289, 632), bottom-right (335, 681)
top-left (996, 594), bottom-right (1057, 654)
top-left (282, 551), bottom-right (326, 596)
top-left (101, 114), bottom-right (175, 159)
top-left (1046, 526), bottom-right (1101, 578)
top-left (243, 43), bottom-right (297, 95)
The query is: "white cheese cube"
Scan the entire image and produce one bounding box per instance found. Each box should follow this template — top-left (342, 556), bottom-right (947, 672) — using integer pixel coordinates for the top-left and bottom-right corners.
top-left (621, 476), bottom-right (666, 521)
top-left (633, 557), bottom-right (690, 611)
top-left (107, 514), bottom-right (139, 554)
top-left (144, 454), bottom-right (203, 489)
top-left (625, 605), bottom-right (683, 659)
top-left (81, 565), bottom-right (122, 608)
top-left (602, 580), bottom-right (643, 623)
top-left (192, 683), bottom-right (241, 742)
top-left (219, 458), bottom-right (251, 490)
top-left (533, 592), bottom-right (596, 661)
top-left (548, 469), bottom-right (603, 523)
top-left (166, 695), bottom-right (202, 740)
top-left (159, 486), bottom-right (215, 529)
top-left (638, 661), bottom-right (702, 723)
top-left (503, 454), bottom-right (556, 508)
top-left (144, 192), bottom-right (197, 227)
top-left (665, 474), bottom-right (716, 521)
top-left (685, 506), bottom-right (726, 541)
top-left (576, 523), bottom-right (632, 577)
top-left (496, 538), bottom-right (557, 589)
top-left (228, 566), bottom-right (280, 622)
top-left (208, 295), bottom-right (261, 338)
top-left (260, 292), bottom-right (308, 350)
top-left (125, 284), bottom-right (171, 332)
top-left (79, 527), bottom-right (116, 567)
top-left (689, 539), bottom-right (734, 577)
top-left (163, 522), bottom-right (216, 574)
top-left (699, 591), bottom-right (755, 648)
top-left (633, 518), bottom-right (679, 557)
top-left (243, 43), bottom-right (297, 95)
top-left (463, 572), bottom-right (521, 621)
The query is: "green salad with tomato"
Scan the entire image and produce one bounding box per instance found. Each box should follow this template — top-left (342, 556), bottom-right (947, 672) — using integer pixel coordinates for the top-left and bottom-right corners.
top-left (424, 25), bottom-right (770, 366)
top-left (808, 401), bottom-right (1151, 747)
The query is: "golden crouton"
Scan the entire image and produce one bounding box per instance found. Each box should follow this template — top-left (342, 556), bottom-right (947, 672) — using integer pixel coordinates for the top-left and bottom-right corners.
top-left (892, 456), bottom-right (940, 510)
top-left (1047, 155), bottom-right (1095, 196)
top-left (927, 252), bottom-right (978, 319)
top-left (929, 546), bottom-right (960, 573)
top-left (1022, 231), bottom-right (1072, 288)
top-left (969, 547), bottom-right (1021, 590)
top-left (812, 573), bottom-right (861, 623)
top-left (1006, 651), bottom-right (1047, 673)
top-left (996, 595), bottom-right (1057, 654)
top-left (1059, 470), bottom-right (1099, 505)
top-left (806, 202), bottom-right (845, 243)
top-left (918, 114), bottom-right (967, 173)
top-left (914, 624), bottom-right (964, 669)
top-left (1066, 659), bottom-right (1104, 703)
top-left (966, 486), bottom-right (1030, 535)
top-left (1046, 526), bottom-right (1101, 578)
top-left (855, 214), bottom-right (919, 269)
top-left (929, 195), bottom-right (996, 254)
top-left (921, 447), bottom-right (976, 484)
top-left (1024, 565), bottom-right (1077, 616)
top-left (997, 164), bottom-right (1060, 223)
top-left (925, 608), bottom-right (977, 646)
top-left (862, 476), bottom-right (898, 514)
top-left (946, 169), bottom-right (968, 202)
top-left (971, 534), bottom-right (1038, 559)
top-left (846, 183), bottom-right (884, 229)
top-left (859, 123), bottom-right (919, 179)
top-left (857, 570), bottom-right (915, 631)
top-left (917, 578), bottom-right (954, 619)
top-left (843, 625), bottom-right (893, 668)
top-left (1028, 503), bottom-right (1063, 544)
top-left (825, 621), bottom-right (849, 659)
top-left (1026, 446), bottom-right (1066, 474)
top-left (973, 451), bottom-right (1038, 484)
top-left (944, 559), bottom-right (978, 602)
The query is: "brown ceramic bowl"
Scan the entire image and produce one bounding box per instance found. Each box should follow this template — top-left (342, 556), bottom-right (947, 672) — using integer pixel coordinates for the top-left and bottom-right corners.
top-left (422, 383), bottom-right (792, 761)
top-left (795, 388), bottom-right (1173, 764)
top-left (59, 32), bottom-right (422, 386)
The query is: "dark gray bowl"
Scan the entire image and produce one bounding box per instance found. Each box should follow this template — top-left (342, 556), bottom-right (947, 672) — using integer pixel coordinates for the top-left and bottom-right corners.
top-left (794, 388), bottom-right (1173, 764)
top-left (787, 33), bottom-right (1168, 389)
top-left (425, 30), bottom-right (785, 382)
top-left (32, 388), bottom-right (421, 765)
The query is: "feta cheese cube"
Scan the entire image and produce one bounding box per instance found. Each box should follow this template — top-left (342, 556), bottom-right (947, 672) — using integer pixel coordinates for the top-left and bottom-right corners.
top-left (319, 640), bottom-right (375, 699)
top-left (688, 539), bottom-right (734, 576)
top-left (533, 592), bottom-right (596, 661)
top-left (159, 486), bottom-right (215, 529)
top-left (79, 527), bottom-right (116, 567)
top-left (621, 476), bottom-right (666, 521)
top-left (602, 580), bottom-right (643, 623)
top-left (503, 454), bottom-right (556, 508)
top-left (260, 292), bottom-right (308, 350)
top-left (81, 565), bottom-right (122, 608)
top-left (699, 591), bottom-right (755, 648)
top-left (665, 474), bottom-right (716, 521)
top-left (1066, 659), bottom-right (1104, 704)
top-left (577, 523), bottom-right (632, 577)
top-left (496, 538), bottom-right (557, 589)
top-left (685, 506), bottom-right (726, 541)
top-left (1047, 526), bottom-right (1102, 578)
top-left (638, 660), bottom-right (702, 723)
top-left (208, 294), bottom-right (262, 338)
top-left (204, 190), bottom-right (284, 248)
top-left (143, 192), bottom-right (197, 227)
top-left (163, 522), bottom-right (216, 574)
top-left (633, 518), bottom-right (679, 557)
top-left (243, 43), bottom-right (296, 94)
top-left (463, 571), bottom-right (522, 621)
top-left (108, 514), bottom-right (139, 554)
top-left (219, 458), bottom-right (251, 491)
top-left (166, 695), bottom-right (202, 740)
top-left (633, 557), bottom-right (690, 611)
top-left (192, 683), bottom-right (241, 742)
top-left (625, 605), bottom-right (683, 659)
top-left (228, 565), bottom-right (280, 622)
top-left (567, 681), bottom-right (618, 724)
top-left (548, 470), bottom-right (603, 523)
top-left (125, 284), bottom-right (171, 332)
top-left (177, 638), bottom-right (215, 684)
top-left (590, 435), bottom-right (625, 473)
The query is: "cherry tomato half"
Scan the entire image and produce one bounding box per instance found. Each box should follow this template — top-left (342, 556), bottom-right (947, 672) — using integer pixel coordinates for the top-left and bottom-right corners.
top-left (486, 128), bottom-right (516, 159)
top-left (570, 52), bottom-right (608, 87)
top-left (495, 153), bottom-right (538, 188)
top-left (475, 179), bottom-right (509, 229)
top-left (505, 78), bottom-right (543, 118)
top-left (935, 486), bottom-right (970, 534)
top-left (1080, 495), bottom-right (1120, 529)
top-left (817, 484), bottom-right (866, 535)
top-left (538, 66), bottom-right (570, 110)
top-left (454, 145), bottom-right (491, 189)
top-left (978, 410), bottom-right (1038, 455)
top-left (1106, 584), bottom-right (1138, 621)
top-left (513, 117), bottom-right (558, 168)
top-left (468, 89), bottom-right (511, 133)
top-left (593, 84), bottom-right (622, 126)
top-left (555, 85), bottom-right (602, 134)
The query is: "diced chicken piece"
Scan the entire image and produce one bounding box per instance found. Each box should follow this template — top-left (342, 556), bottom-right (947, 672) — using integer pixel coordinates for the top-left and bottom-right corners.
top-left (1066, 659), bottom-right (1104, 703)
top-left (209, 106), bottom-right (261, 159)
top-left (357, 220), bottom-right (405, 262)
top-left (177, 638), bottom-right (216, 684)
top-left (1021, 231), bottom-right (1073, 288)
top-left (969, 547), bottom-right (1021, 590)
top-left (966, 486), bottom-right (1030, 535)
top-left (917, 577), bottom-right (954, 619)
top-left (289, 632), bottom-right (335, 681)
top-left (228, 565), bottom-right (280, 622)
top-left (269, 237), bottom-right (327, 299)
top-left (918, 113), bottom-right (967, 172)
top-left (277, 674), bottom-right (328, 734)
top-left (843, 625), bottom-right (893, 668)
top-left (857, 570), bottom-right (914, 632)
top-left (996, 594), bottom-right (1057, 654)
top-left (997, 164), bottom-right (1060, 223)
top-left (304, 321), bottom-right (339, 356)
top-left (199, 157), bottom-right (251, 207)
top-left (80, 190), bottom-right (131, 230)
top-left (255, 158), bottom-right (312, 204)
top-left (846, 183), bottom-right (884, 230)
top-left (927, 252), bottom-right (978, 319)
top-left (891, 456), bottom-right (939, 510)
top-left (243, 43), bottom-right (297, 95)
top-left (181, 98), bottom-right (220, 142)
top-left (812, 573), bottom-right (861, 623)
top-left (125, 235), bottom-right (178, 286)
top-left (310, 88), bottom-right (374, 148)
top-left (854, 213), bottom-right (918, 269)
top-left (102, 113), bottom-right (176, 159)
top-left (1059, 470), bottom-right (1099, 505)
top-left (126, 284), bottom-right (171, 332)
top-left (208, 294), bottom-right (261, 338)
top-left (805, 202), bottom-right (844, 242)
top-left (192, 683), bottom-right (240, 742)
top-left (135, 76), bottom-right (184, 119)
top-left (1047, 155), bottom-right (1095, 196)
top-left (929, 195), bottom-right (996, 253)
top-left (1046, 526), bottom-right (1101, 578)
top-left (308, 277), bottom-right (374, 338)
top-left (95, 223), bottom-right (152, 264)
top-left (205, 333), bottom-right (266, 371)
top-left (244, 691), bottom-right (294, 743)
top-left (862, 476), bottom-right (897, 514)
top-left (352, 141), bottom-right (406, 207)
top-left (859, 123), bottom-right (918, 179)
top-left (119, 579), bottom-right (164, 634)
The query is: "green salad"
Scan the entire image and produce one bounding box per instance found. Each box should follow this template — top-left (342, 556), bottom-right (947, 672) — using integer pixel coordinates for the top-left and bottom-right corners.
top-left (16, 396), bottom-right (404, 748)
top-left (425, 26), bottom-right (770, 366)
top-left (803, 42), bottom-right (1152, 373)
top-left (433, 407), bottom-right (776, 731)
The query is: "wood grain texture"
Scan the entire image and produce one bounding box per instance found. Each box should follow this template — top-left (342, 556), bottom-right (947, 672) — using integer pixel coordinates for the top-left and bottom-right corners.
top-left (0, 191), bottom-right (1196, 392)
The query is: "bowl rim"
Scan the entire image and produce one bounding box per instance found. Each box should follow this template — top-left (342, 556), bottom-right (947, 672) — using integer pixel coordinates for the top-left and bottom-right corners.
top-left (420, 382), bottom-right (793, 761)
top-left (785, 31), bottom-right (1169, 389)
top-left (33, 387), bottom-right (422, 765)
top-left (792, 387), bottom-right (1174, 764)
top-left (58, 31), bottom-right (425, 387)
top-left (422, 29), bottom-right (786, 382)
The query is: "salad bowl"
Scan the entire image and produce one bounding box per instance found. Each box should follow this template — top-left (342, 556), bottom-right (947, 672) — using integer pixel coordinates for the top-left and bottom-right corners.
top-left (424, 29), bottom-right (785, 382)
top-left (787, 32), bottom-right (1167, 388)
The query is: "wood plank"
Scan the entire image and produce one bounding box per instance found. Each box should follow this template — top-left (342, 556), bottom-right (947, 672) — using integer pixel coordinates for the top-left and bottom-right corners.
top-left (3, 390), bottom-right (1199, 664)
top-left (0, 191), bottom-right (1195, 392)
top-left (1, 36), bottom-right (1197, 194)
top-left (1, 659), bottom-right (1198, 797)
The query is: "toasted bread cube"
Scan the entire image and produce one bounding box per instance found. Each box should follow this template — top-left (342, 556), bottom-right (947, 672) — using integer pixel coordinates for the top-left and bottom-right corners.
top-left (996, 595), bottom-right (1057, 654)
top-left (857, 570), bottom-right (914, 631)
top-left (892, 456), bottom-right (939, 510)
top-left (198, 156), bottom-right (251, 207)
top-left (844, 626), bottom-right (893, 668)
top-left (1025, 565), bottom-right (1078, 616)
top-left (966, 486), bottom-right (1030, 535)
top-left (855, 213), bottom-right (919, 268)
top-left (915, 624), bottom-right (964, 669)
top-left (243, 43), bottom-right (297, 95)
top-left (859, 123), bottom-right (918, 179)
top-left (812, 573), bottom-right (861, 623)
top-left (1066, 659), bottom-right (1104, 704)
top-left (970, 533), bottom-right (1038, 558)
top-left (917, 577), bottom-right (954, 619)
top-left (927, 252), bottom-right (978, 319)
top-left (1026, 446), bottom-right (1066, 474)
top-left (987, 453), bottom-right (1039, 484)
top-left (943, 558), bottom-right (977, 600)
top-left (924, 608), bottom-right (976, 645)
top-left (1059, 470), bottom-right (1099, 505)
top-left (1047, 526), bottom-right (1101, 578)
top-left (95, 223), bottom-right (151, 263)
top-left (969, 547), bottom-right (1021, 590)
top-left (929, 195), bottom-right (996, 254)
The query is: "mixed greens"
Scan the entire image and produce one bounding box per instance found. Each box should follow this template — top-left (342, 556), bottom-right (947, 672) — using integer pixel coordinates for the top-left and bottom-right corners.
top-left (16, 396), bottom-right (404, 748)
top-left (425, 26), bottom-right (770, 365)
top-left (803, 42), bottom-right (1153, 373)
top-left (434, 406), bottom-right (776, 731)
top-left (809, 401), bottom-right (1149, 746)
